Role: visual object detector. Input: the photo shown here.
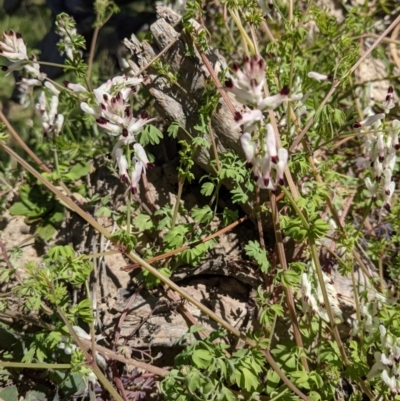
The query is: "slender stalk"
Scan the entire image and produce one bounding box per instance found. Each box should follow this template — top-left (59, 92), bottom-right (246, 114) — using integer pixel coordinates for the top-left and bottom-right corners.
top-left (123, 215), bottom-right (248, 271)
top-left (0, 361), bottom-right (71, 369)
top-left (171, 180), bottom-right (184, 228)
top-left (270, 193), bottom-right (309, 372)
top-left (208, 122), bottom-right (221, 171)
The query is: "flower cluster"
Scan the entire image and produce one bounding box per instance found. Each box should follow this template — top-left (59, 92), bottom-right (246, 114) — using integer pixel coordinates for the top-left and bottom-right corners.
top-left (69, 74), bottom-right (154, 194)
top-left (300, 262), bottom-right (343, 323)
top-left (0, 30), bottom-right (64, 135)
top-left (354, 86), bottom-right (398, 212)
top-left (226, 55), bottom-right (301, 190)
top-left (357, 291), bottom-right (400, 397)
top-left (0, 30), bottom-right (28, 72)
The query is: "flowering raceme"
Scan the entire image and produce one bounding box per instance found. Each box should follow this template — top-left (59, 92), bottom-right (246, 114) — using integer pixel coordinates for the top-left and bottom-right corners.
top-left (354, 86), bottom-right (398, 212)
top-left (76, 74), bottom-right (154, 194)
top-left (227, 55), bottom-right (301, 191)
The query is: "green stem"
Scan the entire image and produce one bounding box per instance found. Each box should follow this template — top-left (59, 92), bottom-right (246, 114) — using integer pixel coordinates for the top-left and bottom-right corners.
top-left (171, 180), bottom-right (184, 228)
top-left (0, 361), bottom-right (70, 369)
top-left (270, 192), bottom-right (309, 372)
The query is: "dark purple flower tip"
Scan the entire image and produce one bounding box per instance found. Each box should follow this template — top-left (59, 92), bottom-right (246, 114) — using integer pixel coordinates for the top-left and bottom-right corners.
top-left (106, 153), bottom-right (112, 160)
top-left (250, 78), bottom-right (257, 88)
top-left (100, 103), bottom-right (106, 110)
top-left (232, 62), bottom-right (240, 72)
top-left (271, 155), bottom-right (278, 164)
top-left (243, 55), bottom-right (249, 64)
top-left (304, 295), bottom-right (309, 302)
top-left (370, 161), bottom-right (374, 168)
top-left (234, 112), bottom-right (242, 122)
top-left (122, 128), bottom-right (129, 137)
top-left (9, 30), bottom-right (14, 36)
top-left (353, 122), bottom-right (362, 129)
top-left (146, 162), bottom-right (155, 169)
top-left (280, 86), bottom-right (290, 96)
top-left (17, 75), bottom-right (23, 81)
top-left (116, 91), bottom-right (121, 101)
top-left (386, 94), bottom-right (391, 102)
top-left (263, 178), bottom-right (270, 186)
top-left (376, 176), bottom-right (381, 183)
top-left (278, 178), bottom-right (284, 186)
top-left (258, 59), bottom-right (265, 69)
top-left (131, 186), bottom-right (137, 194)
top-left (271, 188), bottom-right (278, 195)
top-left (327, 74), bottom-right (333, 80)
top-left (320, 302), bottom-right (325, 308)
top-left (1, 66), bottom-right (8, 71)
top-left (0, 50), bottom-right (3, 55)
top-left (63, 80), bottom-right (70, 87)
top-left (125, 107), bottom-right (131, 117)
top-left (141, 111), bottom-right (148, 119)
top-left (130, 86), bottom-right (137, 92)
top-left (268, 1), bottom-right (273, 9)
top-left (120, 174), bottom-right (128, 182)
top-left (96, 117), bottom-right (109, 125)
top-left (111, 97), bottom-right (116, 104)
top-left (395, 144), bottom-right (400, 150)
top-left (245, 162), bottom-right (253, 169)
top-left (379, 156), bottom-right (384, 162)
top-left (388, 85), bottom-right (394, 94)
top-left (16, 32), bottom-right (22, 39)
top-left (103, 93), bottom-right (108, 101)
top-left (385, 189), bottom-right (391, 196)
top-left (225, 78), bottom-right (233, 88)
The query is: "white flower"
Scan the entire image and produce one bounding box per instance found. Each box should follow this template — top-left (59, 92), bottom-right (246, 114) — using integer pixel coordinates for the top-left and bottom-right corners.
top-left (240, 132), bottom-right (257, 167)
top-left (266, 123), bottom-right (278, 163)
top-left (225, 55), bottom-right (265, 105)
top-left (382, 86), bottom-right (395, 114)
top-left (382, 369), bottom-right (397, 395)
top-left (258, 87), bottom-right (302, 110)
top-left (276, 148), bottom-right (288, 186)
top-left (353, 113), bottom-right (385, 129)
top-left (114, 148), bottom-right (128, 181)
top-left (130, 158), bottom-right (143, 194)
top-left (234, 109), bottom-right (263, 133)
top-left (133, 143), bottom-right (153, 170)
top-left (307, 71), bottom-right (332, 82)
top-left (0, 30), bottom-right (28, 61)
top-left (64, 81), bottom-right (87, 93)
top-left (365, 177), bottom-right (378, 200)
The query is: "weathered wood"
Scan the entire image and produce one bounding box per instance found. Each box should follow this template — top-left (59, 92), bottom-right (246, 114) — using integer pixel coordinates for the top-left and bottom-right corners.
top-left (126, 8), bottom-right (255, 211)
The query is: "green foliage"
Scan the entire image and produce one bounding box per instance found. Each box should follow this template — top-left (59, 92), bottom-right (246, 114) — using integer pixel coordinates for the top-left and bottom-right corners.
top-left (244, 240), bottom-right (270, 273)
top-left (162, 329), bottom-right (265, 400)
top-left (9, 183), bottom-right (64, 241)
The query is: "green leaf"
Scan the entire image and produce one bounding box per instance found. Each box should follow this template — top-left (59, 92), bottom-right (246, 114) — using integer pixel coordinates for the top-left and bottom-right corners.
top-left (9, 202), bottom-right (31, 216)
top-left (36, 223), bottom-right (56, 241)
top-left (0, 386), bottom-right (18, 401)
top-left (222, 208), bottom-right (238, 225)
top-left (192, 349), bottom-right (213, 368)
top-left (64, 161), bottom-right (91, 181)
top-left (139, 124), bottom-right (163, 145)
top-left (24, 390), bottom-right (47, 401)
top-left (244, 240), bottom-right (270, 272)
top-left (191, 205), bottom-right (213, 224)
top-left (236, 367), bottom-right (259, 392)
top-left (266, 369), bottom-right (280, 394)
top-left (167, 122), bottom-right (180, 138)
top-left (201, 182), bottom-right (215, 196)
top-left (94, 206), bottom-right (112, 218)
top-left (164, 225), bottom-right (189, 249)
top-left (134, 213), bottom-right (154, 231)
